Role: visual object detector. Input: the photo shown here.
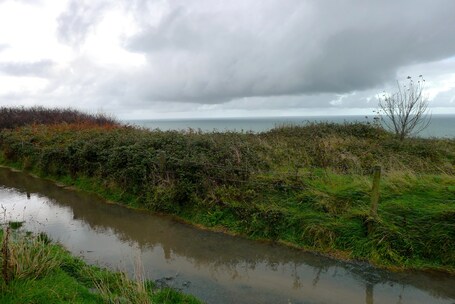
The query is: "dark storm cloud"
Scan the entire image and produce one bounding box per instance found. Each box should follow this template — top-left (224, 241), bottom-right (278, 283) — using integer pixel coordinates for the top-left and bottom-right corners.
top-left (17, 0), bottom-right (450, 116)
top-left (121, 0), bottom-right (455, 104)
top-left (0, 60), bottom-right (54, 77)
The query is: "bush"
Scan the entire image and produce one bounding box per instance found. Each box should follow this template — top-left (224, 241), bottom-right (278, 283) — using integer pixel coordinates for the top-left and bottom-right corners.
top-left (0, 124), bottom-right (266, 210)
top-left (0, 106), bottom-right (118, 129)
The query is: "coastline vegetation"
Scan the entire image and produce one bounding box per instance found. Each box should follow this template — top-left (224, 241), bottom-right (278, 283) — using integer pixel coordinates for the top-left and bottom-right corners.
top-left (0, 228), bottom-right (201, 303)
top-left (0, 106), bottom-right (118, 130)
top-left (0, 107), bottom-right (454, 274)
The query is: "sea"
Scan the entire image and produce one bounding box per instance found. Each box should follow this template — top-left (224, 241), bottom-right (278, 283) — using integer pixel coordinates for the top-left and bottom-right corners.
top-left (125, 114), bottom-right (455, 138)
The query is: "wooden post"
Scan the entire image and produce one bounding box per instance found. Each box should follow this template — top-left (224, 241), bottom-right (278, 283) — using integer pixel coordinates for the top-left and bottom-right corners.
top-left (370, 165), bottom-right (381, 218)
top-left (365, 282), bottom-right (374, 304)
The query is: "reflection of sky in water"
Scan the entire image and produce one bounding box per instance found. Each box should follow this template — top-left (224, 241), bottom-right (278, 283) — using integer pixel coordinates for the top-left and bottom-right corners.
top-left (0, 171), bottom-right (454, 304)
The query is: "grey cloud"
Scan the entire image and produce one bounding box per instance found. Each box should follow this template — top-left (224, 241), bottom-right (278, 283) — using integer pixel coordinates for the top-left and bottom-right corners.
top-left (6, 0), bottom-right (454, 117)
top-left (57, 0), bottom-right (111, 46)
top-left (0, 0), bottom-right (42, 4)
top-left (39, 56), bottom-right (130, 111)
top-left (121, 0), bottom-right (455, 104)
top-left (0, 44), bottom-right (8, 52)
top-left (0, 60), bottom-right (55, 77)
top-left (431, 88), bottom-right (455, 107)
top-left (216, 90), bottom-right (379, 112)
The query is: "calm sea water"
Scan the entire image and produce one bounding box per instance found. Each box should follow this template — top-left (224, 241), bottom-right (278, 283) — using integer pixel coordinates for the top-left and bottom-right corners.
top-left (126, 114), bottom-right (455, 138)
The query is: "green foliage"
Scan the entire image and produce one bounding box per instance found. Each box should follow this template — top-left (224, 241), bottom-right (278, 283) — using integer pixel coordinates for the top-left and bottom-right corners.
top-left (0, 231), bottom-right (64, 282)
top-left (0, 106), bottom-right (118, 129)
top-left (0, 112), bottom-right (454, 272)
top-left (152, 288), bottom-right (201, 304)
top-left (0, 124), bottom-right (265, 209)
top-left (0, 270), bottom-right (100, 304)
top-left (7, 222), bottom-right (23, 230)
top-left (259, 122), bottom-right (454, 174)
top-left (0, 231), bottom-right (203, 303)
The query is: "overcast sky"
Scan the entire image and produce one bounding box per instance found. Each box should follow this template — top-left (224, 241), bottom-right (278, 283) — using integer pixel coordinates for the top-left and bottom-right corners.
top-left (0, 0), bottom-right (454, 119)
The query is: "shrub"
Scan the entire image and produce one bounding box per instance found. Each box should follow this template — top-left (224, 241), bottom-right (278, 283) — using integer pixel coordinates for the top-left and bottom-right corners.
top-left (0, 106), bottom-right (118, 129)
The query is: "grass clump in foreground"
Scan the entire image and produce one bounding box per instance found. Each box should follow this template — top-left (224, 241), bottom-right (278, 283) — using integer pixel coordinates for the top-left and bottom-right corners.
top-left (0, 229), bottom-right (201, 304)
top-left (0, 107), bottom-right (454, 273)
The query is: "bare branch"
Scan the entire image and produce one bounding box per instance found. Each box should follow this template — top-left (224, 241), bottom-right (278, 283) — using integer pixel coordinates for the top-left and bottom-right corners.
top-left (377, 76), bottom-right (431, 140)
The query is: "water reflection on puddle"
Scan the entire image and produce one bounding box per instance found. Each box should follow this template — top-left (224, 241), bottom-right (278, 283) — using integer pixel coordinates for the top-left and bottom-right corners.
top-left (0, 168), bottom-right (454, 304)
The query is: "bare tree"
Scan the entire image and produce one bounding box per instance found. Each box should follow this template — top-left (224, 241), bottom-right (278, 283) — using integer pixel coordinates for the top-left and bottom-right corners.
top-left (378, 75), bottom-right (431, 140)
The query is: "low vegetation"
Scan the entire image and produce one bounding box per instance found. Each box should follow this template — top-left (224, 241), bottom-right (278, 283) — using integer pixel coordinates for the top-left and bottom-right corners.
top-left (0, 106), bottom-right (118, 130)
top-left (0, 107), bottom-right (454, 274)
top-left (0, 228), bottom-right (201, 303)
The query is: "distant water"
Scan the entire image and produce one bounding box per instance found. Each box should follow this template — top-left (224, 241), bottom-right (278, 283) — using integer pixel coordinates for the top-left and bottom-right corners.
top-left (126, 114), bottom-right (455, 138)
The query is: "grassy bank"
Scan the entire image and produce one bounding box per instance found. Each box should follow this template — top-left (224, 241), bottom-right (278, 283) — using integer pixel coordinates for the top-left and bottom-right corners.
top-left (0, 107), bottom-right (454, 273)
top-left (0, 228), bottom-right (201, 303)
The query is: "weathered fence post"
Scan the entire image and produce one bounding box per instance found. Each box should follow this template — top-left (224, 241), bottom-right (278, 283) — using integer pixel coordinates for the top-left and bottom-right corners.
top-left (368, 165), bottom-right (381, 234)
top-left (370, 165), bottom-right (381, 217)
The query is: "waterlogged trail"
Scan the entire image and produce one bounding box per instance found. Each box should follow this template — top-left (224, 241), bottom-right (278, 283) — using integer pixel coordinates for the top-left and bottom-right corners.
top-left (0, 168), bottom-right (454, 304)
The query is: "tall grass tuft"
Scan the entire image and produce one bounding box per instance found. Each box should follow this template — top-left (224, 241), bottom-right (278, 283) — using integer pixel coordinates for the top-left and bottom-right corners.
top-left (4, 232), bottom-right (63, 281)
top-left (89, 257), bottom-right (152, 304)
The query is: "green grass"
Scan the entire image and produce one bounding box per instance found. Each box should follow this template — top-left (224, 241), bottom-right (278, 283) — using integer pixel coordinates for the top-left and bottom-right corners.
top-left (185, 171), bottom-right (455, 271)
top-left (0, 270), bottom-right (100, 304)
top-left (0, 230), bottom-right (202, 303)
top-left (0, 117), bottom-right (454, 273)
top-left (8, 221), bottom-right (24, 230)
